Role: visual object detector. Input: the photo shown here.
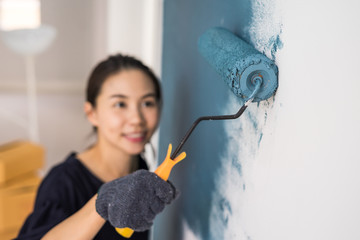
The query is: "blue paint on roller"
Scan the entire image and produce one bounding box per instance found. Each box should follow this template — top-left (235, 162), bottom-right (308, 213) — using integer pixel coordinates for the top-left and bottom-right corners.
top-left (198, 27), bottom-right (278, 102)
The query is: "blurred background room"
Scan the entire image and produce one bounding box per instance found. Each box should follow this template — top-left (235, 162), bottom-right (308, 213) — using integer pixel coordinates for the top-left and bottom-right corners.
top-left (0, 0), bottom-right (163, 173)
top-left (0, 0), bottom-right (163, 238)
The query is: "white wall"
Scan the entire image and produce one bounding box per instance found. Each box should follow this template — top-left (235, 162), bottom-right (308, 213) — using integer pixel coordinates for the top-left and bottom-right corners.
top-left (269, 1), bottom-right (360, 238)
top-left (107, 0), bottom-right (163, 76)
top-left (206, 0), bottom-right (360, 239)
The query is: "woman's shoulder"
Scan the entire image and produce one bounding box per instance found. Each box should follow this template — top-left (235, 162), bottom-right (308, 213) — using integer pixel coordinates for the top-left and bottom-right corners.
top-left (36, 153), bottom-right (101, 203)
top-left (41, 153), bottom-right (81, 186)
top-left (138, 155), bottom-right (149, 170)
top-left (36, 153), bottom-right (77, 196)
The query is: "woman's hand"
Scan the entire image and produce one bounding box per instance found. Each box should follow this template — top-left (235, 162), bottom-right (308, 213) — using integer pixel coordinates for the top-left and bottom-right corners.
top-left (95, 169), bottom-right (179, 231)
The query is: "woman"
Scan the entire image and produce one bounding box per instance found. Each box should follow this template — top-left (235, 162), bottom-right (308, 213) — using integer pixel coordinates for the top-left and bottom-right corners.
top-left (16, 54), bottom-right (181, 239)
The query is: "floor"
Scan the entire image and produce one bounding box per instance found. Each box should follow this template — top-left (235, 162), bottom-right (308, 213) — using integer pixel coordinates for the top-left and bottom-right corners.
top-left (0, 92), bottom-right (94, 175)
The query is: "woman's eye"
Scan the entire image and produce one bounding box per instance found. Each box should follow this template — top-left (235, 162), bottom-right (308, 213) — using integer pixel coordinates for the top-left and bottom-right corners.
top-left (143, 100), bottom-right (156, 107)
top-left (115, 102), bottom-right (126, 108)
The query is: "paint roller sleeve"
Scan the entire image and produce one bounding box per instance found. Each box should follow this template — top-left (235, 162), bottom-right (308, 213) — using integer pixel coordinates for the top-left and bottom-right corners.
top-left (198, 27), bottom-right (278, 102)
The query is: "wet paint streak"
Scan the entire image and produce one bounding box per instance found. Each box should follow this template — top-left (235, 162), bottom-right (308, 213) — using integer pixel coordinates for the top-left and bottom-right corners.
top-left (219, 198), bottom-right (232, 225)
top-left (258, 133), bottom-right (263, 147)
top-left (232, 155), bottom-right (243, 175)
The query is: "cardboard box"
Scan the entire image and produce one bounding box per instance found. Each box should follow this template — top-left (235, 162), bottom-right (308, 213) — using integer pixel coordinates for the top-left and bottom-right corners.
top-left (0, 141), bottom-right (44, 184)
top-left (0, 228), bottom-right (19, 240)
top-left (0, 173), bottom-right (41, 233)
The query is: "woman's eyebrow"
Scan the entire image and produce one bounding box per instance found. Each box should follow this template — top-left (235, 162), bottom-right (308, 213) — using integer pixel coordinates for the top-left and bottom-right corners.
top-left (142, 93), bottom-right (156, 99)
top-left (109, 93), bottom-right (156, 99)
top-left (109, 94), bottom-right (128, 99)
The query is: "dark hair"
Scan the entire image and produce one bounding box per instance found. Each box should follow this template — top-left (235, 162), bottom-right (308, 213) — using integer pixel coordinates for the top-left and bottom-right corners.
top-left (86, 54), bottom-right (162, 108)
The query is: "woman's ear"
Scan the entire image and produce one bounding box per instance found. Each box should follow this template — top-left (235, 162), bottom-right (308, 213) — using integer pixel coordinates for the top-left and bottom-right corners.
top-left (84, 102), bottom-right (98, 127)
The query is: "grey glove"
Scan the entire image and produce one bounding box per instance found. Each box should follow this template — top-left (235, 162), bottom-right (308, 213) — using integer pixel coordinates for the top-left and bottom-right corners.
top-left (95, 169), bottom-right (179, 231)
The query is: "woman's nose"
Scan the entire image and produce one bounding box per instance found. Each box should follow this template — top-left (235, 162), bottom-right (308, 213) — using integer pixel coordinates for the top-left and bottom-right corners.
top-left (129, 106), bottom-right (145, 125)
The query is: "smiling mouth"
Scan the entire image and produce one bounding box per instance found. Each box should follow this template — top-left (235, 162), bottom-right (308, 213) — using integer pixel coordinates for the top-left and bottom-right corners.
top-left (124, 132), bottom-right (146, 143)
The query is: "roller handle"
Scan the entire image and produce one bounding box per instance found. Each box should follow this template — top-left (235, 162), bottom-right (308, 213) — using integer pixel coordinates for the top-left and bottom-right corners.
top-left (115, 144), bottom-right (186, 238)
top-left (171, 78), bottom-right (262, 158)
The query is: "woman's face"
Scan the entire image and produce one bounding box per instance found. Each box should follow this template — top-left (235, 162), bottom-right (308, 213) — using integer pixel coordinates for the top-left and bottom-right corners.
top-left (87, 69), bottom-right (160, 156)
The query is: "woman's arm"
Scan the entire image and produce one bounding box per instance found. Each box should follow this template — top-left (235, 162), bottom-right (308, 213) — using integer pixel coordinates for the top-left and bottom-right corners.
top-left (41, 195), bottom-right (105, 240)
top-left (42, 168), bottom-right (179, 239)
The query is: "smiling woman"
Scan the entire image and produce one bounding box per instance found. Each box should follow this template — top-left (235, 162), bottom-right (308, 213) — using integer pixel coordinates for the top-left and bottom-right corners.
top-left (14, 54), bottom-right (177, 240)
top-left (84, 68), bottom-right (160, 161)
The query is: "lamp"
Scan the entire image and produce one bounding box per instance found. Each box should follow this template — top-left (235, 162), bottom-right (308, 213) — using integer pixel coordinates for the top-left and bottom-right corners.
top-left (0, 0), bottom-right (56, 142)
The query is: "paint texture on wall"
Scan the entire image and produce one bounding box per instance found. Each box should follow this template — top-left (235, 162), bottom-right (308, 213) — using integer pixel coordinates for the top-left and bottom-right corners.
top-left (156, 0), bottom-right (360, 239)
top-left (249, 0), bottom-right (282, 59)
top-left (155, 0), bottom-right (282, 239)
top-left (209, 97), bottom-right (276, 240)
top-left (208, 0), bottom-right (282, 239)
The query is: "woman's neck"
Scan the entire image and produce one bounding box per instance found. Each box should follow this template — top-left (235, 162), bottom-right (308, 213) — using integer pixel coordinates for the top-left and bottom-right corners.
top-left (77, 141), bottom-right (139, 182)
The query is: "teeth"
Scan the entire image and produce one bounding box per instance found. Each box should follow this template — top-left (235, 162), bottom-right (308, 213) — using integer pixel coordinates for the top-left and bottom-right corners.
top-left (127, 133), bottom-right (144, 138)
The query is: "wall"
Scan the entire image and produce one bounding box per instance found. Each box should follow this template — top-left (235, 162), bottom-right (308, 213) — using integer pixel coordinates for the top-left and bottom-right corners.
top-left (155, 0), bottom-right (360, 240)
top-left (107, 0), bottom-right (163, 74)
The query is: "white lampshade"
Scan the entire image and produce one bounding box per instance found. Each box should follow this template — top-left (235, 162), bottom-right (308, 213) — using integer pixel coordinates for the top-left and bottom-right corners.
top-left (0, 0), bottom-right (41, 30)
top-left (0, 24), bottom-right (56, 55)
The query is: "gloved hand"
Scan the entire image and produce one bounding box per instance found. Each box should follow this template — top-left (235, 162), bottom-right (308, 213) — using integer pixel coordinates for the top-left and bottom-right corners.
top-left (95, 169), bottom-right (179, 231)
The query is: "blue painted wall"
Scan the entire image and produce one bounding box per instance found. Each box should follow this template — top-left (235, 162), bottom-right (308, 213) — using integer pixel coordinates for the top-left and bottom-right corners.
top-left (154, 0), bottom-right (258, 239)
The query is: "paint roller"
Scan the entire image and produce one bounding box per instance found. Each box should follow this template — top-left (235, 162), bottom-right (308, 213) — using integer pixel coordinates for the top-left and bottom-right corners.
top-left (171, 27), bottom-right (278, 158)
top-left (116, 26), bottom-right (278, 238)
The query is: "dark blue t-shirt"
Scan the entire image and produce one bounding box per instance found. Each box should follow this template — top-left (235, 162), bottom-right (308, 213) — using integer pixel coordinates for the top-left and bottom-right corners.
top-left (15, 153), bottom-right (149, 240)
